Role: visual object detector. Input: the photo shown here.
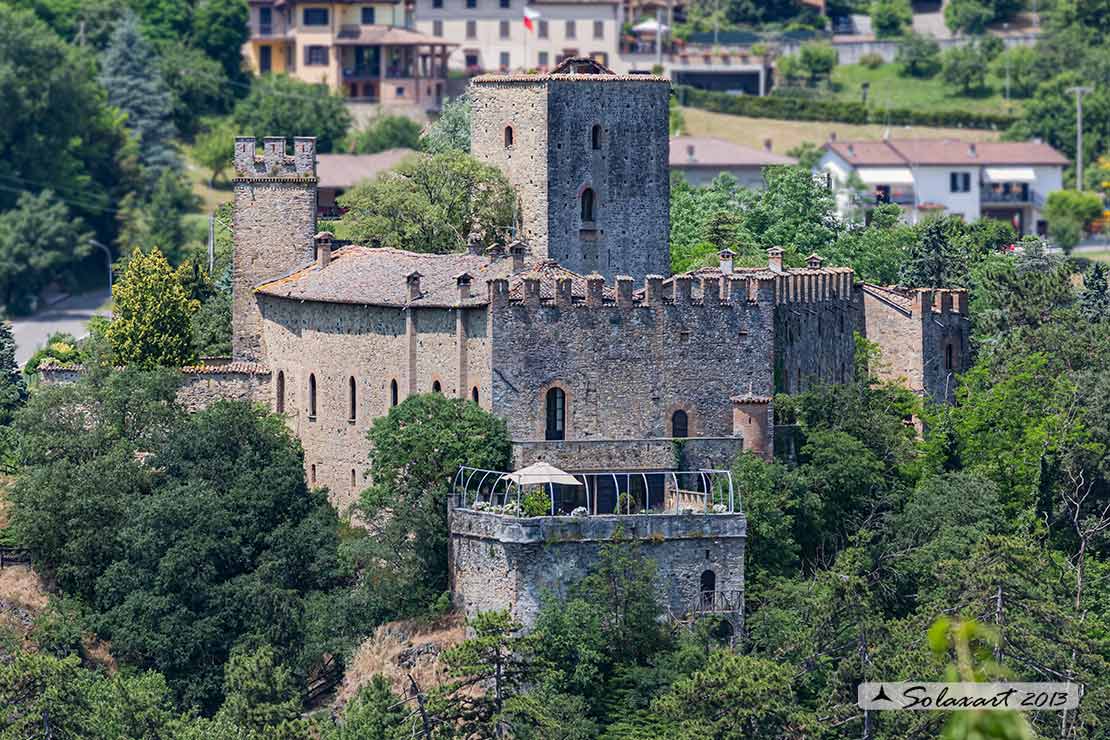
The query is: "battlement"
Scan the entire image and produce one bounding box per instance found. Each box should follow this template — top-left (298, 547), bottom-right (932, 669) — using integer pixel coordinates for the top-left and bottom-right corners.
top-left (487, 272), bottom-right (777, 310)
top-left (913, 288), bottom-right (969, 317)
top-left (773, 267), bottom-right (855, 305)
top-left (233, 136), bottom-right (317, 179)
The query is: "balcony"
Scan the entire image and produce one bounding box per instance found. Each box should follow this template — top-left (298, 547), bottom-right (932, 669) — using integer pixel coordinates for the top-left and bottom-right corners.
top-left (250, 21), bottom-right (289, 38)
top-left (981, 186), bottom-right (1043, 207)
top-left (343, 65), bottom-right (379, 81)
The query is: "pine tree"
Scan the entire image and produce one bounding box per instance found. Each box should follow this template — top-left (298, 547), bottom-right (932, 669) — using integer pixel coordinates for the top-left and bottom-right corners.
top-left (1080, 262), bottom-right (1110, 321)
top-left (0, 320), bottom-right (26, 425)
top-left (99, 11), bottom-right (180, 183)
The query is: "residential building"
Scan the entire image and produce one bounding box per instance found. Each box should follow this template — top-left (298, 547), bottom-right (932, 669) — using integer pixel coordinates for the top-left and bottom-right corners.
top-left (670, 136), bottom-right (796, 188)
top-left (818, 138), bottom-right (1068, 235)
top-left (411, 0), bottom-right (622, 73)
top-left (315, 149), bottom-right (417, 218)
top-left (245, 0), bottom-right (455, 108)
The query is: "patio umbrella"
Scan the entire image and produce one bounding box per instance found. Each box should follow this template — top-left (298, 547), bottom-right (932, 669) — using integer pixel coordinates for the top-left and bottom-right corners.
top-left (632, 18), bottom-right (669, 34)
top-left (499, 461), bottom-right (582, 487)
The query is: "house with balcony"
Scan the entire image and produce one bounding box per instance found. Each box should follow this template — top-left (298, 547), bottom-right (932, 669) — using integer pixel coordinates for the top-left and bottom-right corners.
top-left (818, 138), bottom-right (1068, 236)
top-left (245, 0), bottom-right (456, 109)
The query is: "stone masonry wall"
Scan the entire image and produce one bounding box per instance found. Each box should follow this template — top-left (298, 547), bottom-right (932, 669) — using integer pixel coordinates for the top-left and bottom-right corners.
top-left (449, 507), bottom-right (746, 627)
top-left (771, 269), bottom-right (857, 393)
top-left (471, 77), bottom-right (671, 282)
top-left (258, 296), bottom-right (493, 509)
top-left (488, 275), bottom-right (776, 445)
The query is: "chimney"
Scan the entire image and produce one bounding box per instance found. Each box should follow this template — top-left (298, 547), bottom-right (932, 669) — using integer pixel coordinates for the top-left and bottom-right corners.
top-left (968, 142), bottom-right (977, 158)
top-left (829, 130), bottom-right (837, 142)
top-left (314, 231), bottom-right (334, 268)
top-left (488, 243), bottom-right (507, 261)
top-left (763, 138), bottom-right (773, 152)
top-left (719, 248), bottom-right (735, 275)
top-left (846, 143), bottom-right (855, 157)
top-left (586, 274), bottom-right (604, 308)
top-left (455, 272), bottom-right (472, 303)
top-left (509, 240), bottom-right (527, 273)
top-left (686, 144), bottom-right (696, 162)
top-left (466, 230), bottom-right (483, 255)
top-left (616, 276), bottom-right (634, 307)
top-left (406, 271), bottom-right (422, 301)
top-left (767, 247), bottom-right (784, 273)
top-left (806, 253), bottom-right (823, 269)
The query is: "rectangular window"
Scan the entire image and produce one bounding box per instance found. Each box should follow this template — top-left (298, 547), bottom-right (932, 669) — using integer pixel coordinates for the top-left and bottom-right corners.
top-left (433, 19), bottom-right (443, 35)
top-left (593, 20), bottom-right (604, 39)
top-left (361, 7), bottom-right (375, 24)
top-left (499, 19), bottom-right (510, 38)
top-left (305, 45), bottom-right (328, 65)
top-left (466, 0), bottom-right (476, 8)
top-left (538, 50), bottom-right (548, 67)
top-left (565, 20), bottom-right (575, 38)
top-left (500, 51), bottom-right (510, 69)
top-left (465, 19), bottom-right (477, 38)
top-left (538, 19), bottom-right (548, 38)
top-left (500, 0), bottom-right (511, 6)
top-left (465, 52), bottom-right (479, 67)
top-left (303, 7), bottom-right (329, 25)
top-left (949, 172), bottom-right (970, 193)
top-left (592, 51), bottom-right (608, 66)
top-left (433, 0), bottom-right (443, 6)
top-left (396, 86), bottom-right (405, 96)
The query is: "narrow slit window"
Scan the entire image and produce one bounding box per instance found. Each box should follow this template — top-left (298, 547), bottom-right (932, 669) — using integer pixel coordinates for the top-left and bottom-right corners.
top-left (545, 387), bottom-right (566, 441)
top-left (433, 380), bottom-right (442, 394)
top-left (591, 124), bottom-right (601, 150)
top-left (348, 377), bottom-right (356, 421)
top-left (275, 371), bottom-right (285, 413)
top-left (580, 188), bottom-right (595, 222)
top-left (390, 379), bottom-right (399, 407)
top-left (472, 386), bottom-right (479, 403)
top-left (672, 409), bottom-right (688, 438)
top-left (308, 374), bottom-right (317, 419)
top-left (504, 126), bottom-right (514, 148)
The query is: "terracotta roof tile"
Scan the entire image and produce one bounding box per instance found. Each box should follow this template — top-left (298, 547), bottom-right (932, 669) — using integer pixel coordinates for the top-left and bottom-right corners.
top-left (825, 138), bottom-right (1068, 167)
top-left (315, 150), bottom-right (417, 189)
top-left (671, 136), bottom-right (797, 168)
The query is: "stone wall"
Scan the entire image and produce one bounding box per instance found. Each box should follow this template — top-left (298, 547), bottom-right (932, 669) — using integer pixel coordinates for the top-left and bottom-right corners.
top-left (257, 296), bottom-right (494, 508)
top-left (471, 76), bottom-right (671, 282)
top-left (771, 268), bottom-right (857, 393)
top-left (488, 274), bottom-right (776, 447)
top-left (512, 436), bottom-right (743, 471)
top-left (232, 136), bottom-right (318, 363)
top-left (449, 507), bottom-right (746, 627)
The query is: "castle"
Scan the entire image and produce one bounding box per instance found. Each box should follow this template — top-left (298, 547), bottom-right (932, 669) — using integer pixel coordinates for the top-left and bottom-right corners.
top-left (43, 59), bottom-right (969, 629)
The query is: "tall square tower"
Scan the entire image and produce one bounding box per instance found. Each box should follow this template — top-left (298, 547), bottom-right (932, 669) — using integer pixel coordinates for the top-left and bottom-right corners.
top-left (470, 58), bottom-right (671, 282)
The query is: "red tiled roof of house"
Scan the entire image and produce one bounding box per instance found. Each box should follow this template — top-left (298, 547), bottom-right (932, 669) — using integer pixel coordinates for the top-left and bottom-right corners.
top-left (825, 138), bottom-right (1068, 167)
top-left (316, 150), bottom-right (417, 189)
top-left (670, 136), bottom-right (797, 168)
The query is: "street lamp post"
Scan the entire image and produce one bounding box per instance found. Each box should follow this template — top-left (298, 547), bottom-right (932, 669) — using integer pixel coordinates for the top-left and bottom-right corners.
top-left (1067, 86), bottom-right (1093, 191)
top-left (89, 239), bottom-right (112, 296)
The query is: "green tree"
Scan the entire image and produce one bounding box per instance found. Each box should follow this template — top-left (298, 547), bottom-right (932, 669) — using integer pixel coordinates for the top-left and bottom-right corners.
top-left (355, 394), bottom-right (510, 619)
top-left (798, 42), bottom-right (837, 82)
top-left (944, 0), bottom-right (995, 33)
top-left (1044, 189), bottom-right (1104, 231)
top-left (0, 191), bottom-right (93, 315)
top-left (0, 322), bottom-right (25, 425)
top-left (871, 0), bottom-right (912, 37)
top-left (786, 141), bottom-right (822, 170)
top-left (320, 675), bottom-right (407, 740)
top-left (941, 43), bottom-right (989, 94)
top-left (193, 117), bottom-right (237, 184)
top-left (217, 645), bottom-right (305, 733)
top-left (233, 75), bottom-right (352, 153)
top-left (338, 151), bottom-right (516, 253)
top-left (106, 247), bottom-right (199, 367)
top-left (159, 41), bottom-right (235, 138)
top-left (989, 45), bottom-right (1039, 98)
top-left (146, 169), bottom-right (200, 263)
top-left (351, 115), bottom-right (423, 154)
top-left (191, 0), bottom-right (249, 81)
top-left (738, 165), bottom-right (838, 258)
top-left (900, 217), bottom-right (969, 288)
top-left (100, 10), bottom-right (181, 180)
top-left (1080, 263), bottom-right (1110, 321)
top-left (0, 5), bottom-right (133, 241)
top-left (130, 0), bottom-right (191, 43)
top-left (826, 203), bottom-right (915, 284)
top-left (422, 94), bottom-right (471, 154)
top-left (896, 32), bottom-right (942, 78)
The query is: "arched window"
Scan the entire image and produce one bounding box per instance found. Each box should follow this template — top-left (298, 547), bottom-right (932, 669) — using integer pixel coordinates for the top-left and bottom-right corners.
top-left (591, 124), bottom-right (601, 150)
top-left (545, 387), bottom-right (566, 441)
top-left (275, 371), bottom-right (285, 414)
top-left (390, 379), bottom-right (399, 407)
top-left (504, 126), bottom-right (514, 147)
top-left (310, 464), bottom-right (317, 485)
top-left (351, 469), bottom-right (357, 489)
top-left (700, 569), bottom-right (716, 608)
top-left (672, 409), bottom-right (689, 439)
top-left (580, 188), bottom-right (595, 222)
top-left (472, 386), bottom-right (479, 404)
top-left (432, 380), bottom-right (442, 394)
top-left (945, 343), bottom-right (954, 370)
top-left (348, 377), bottom-right (357, 421)
top-left (308, 374), bottom-right (317, 419)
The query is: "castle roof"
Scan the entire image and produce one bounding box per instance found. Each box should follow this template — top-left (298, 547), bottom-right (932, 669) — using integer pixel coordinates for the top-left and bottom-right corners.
top-left (253, 246), bottom-right (606, 308)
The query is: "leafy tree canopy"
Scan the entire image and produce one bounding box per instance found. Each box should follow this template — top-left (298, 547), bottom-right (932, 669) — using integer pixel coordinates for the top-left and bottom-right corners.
top-left (351, 115), bottom-right (424, 154)
top-left (233, 75), bottom-right (352, 153)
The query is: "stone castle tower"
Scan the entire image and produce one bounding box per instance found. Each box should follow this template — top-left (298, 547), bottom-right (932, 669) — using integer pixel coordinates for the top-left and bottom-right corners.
top-left (231, 136), bottom-right (318, 362)
top-left (469, 59), bottom-right (671, 282)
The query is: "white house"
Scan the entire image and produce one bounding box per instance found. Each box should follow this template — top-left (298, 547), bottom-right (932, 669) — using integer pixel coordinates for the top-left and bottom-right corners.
top-left (670, 136), bottom-right (797, 188)
top-left (818, 138), bottom-right (1068, 236)
top-left (411, 0), bottom-right (622, 73)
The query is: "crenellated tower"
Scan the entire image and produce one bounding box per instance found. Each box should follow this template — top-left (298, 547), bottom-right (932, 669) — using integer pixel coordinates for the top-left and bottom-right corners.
top-left (231, 136), bottom-right (318, 362)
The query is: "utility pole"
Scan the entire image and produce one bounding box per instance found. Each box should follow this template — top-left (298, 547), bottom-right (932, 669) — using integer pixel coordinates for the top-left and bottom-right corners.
top-left (208, 214), bottom-right (216, 273)
top-left (655, 8), bottom-right (662, 70)
top-left (89, 239), bottom-right (113, 296)
top-left (1067, 86), bottom-right (1093, 190)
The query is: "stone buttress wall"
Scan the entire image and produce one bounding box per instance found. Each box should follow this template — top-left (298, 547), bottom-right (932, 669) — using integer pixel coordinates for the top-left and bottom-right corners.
top-left (488, 274), bottom-right (775, 449)
top-left (449, 508), bottom-right (746, 627)
top-left (772, 268), bottom-right (857, 393)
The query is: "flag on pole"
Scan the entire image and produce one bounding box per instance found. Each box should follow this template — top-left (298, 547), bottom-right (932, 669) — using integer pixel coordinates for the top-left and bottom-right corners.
top-left (523, 6), bottom-right (541, 31)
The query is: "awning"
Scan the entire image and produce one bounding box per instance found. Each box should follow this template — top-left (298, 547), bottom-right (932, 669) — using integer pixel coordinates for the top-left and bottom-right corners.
top-left (857, 167), bottom-right (914, 185)
top-left (632, 18), bottom-right (670, 33)
top-left (499, 462), bottom-right (583, 487)
top-left (983, 166), bottom-right (1036, 183)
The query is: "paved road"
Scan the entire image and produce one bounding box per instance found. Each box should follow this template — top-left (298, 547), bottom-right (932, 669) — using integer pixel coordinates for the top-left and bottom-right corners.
top-left (11, 289), bottom-right (112, 367)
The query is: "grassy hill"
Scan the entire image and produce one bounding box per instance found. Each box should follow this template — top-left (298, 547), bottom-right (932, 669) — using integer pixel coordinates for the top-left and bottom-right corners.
top-left (829, 63), bottom-right (1020, 117)
top-left (680, 106), bottom-right (1001, 156)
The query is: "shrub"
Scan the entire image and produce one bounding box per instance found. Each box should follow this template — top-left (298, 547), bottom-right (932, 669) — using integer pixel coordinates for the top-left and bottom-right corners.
top-left (871, 0), bottom-right (911, 37)
top-left (896, 32), bottom-right (941, 78)
top-left (522, 489), bottom-right (551, 517)
top-left (941, 44), bottom-right (988, 93)
top-left (859, 52), bottom-right (884, 69)
top-left (349, 115), bottom-right (422, 154)
top-left (798, 42), bottom-right (838, 81)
